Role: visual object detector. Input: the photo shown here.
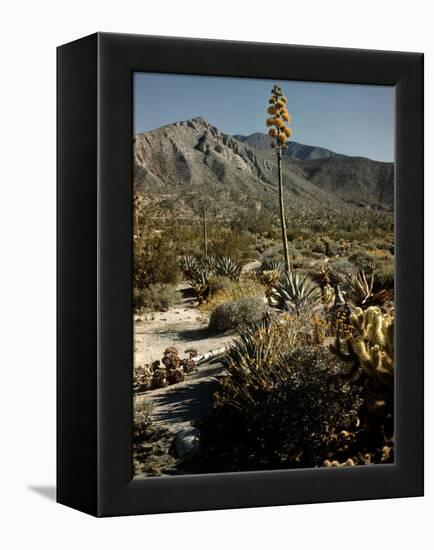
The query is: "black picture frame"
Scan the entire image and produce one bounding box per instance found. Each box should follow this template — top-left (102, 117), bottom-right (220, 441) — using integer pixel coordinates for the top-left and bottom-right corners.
top-left (57, 32), bottom-right (424, 517)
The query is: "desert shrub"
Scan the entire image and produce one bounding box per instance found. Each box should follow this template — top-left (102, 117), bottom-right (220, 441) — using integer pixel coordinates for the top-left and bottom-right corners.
top-left (374, 264), bottom-right (394, 290)
top-left (199, 344), bottom-right (363, 471)
top-left (133, 398), bottom-right (154, 446)
top-left (133, 397), bottom-right (176, 476)
top-left (133, 231), bottom-right (180, 289)
top-left (200, 278), bottom-right (265, 318)
top-left (134, 283), bottom-right (178, 312)
top-left (209, 230), bottom-right (255, 261)
top-left (208, 296), bottom-right (267, 333)
top-left (329, 257), bottom-right (356, 278)
top-left (349, 252), bottom-right (375, 273)
top-left (207, 275), bottom-right (232, 297)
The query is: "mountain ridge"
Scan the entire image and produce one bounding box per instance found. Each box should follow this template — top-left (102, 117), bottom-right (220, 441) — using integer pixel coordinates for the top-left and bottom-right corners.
top-left (233, 132), bottom-right (340, 161)
top-left (134, 117), bottom-right (394, 214)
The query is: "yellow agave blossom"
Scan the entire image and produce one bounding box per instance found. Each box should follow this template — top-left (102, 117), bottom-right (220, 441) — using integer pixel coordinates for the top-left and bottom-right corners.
top-left (266, 84), bottom-right (293, 148)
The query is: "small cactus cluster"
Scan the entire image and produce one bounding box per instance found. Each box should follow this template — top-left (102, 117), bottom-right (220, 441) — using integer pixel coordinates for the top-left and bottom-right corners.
top-left (331, 306), bottom-right (394, 436)
top-left (323, 458), bottom-right (356, 468)
top-left (266, 84), bottom-right (292, 149)
top-left (134, 347), bottom-right (198, 391)
top-left (133, 363), bottom-right (153, 392)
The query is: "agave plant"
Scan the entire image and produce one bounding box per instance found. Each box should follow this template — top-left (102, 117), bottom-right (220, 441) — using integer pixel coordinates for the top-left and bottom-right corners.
top-left (186, 264), bottom-right (211, 301)
top-left (271, 270), bottom-right (322, 314)
top-left (180, 254), bottom-right (199, 277)
top-left (198, 255), bottom-right (217, 272)
top-left (215, 256), bottom-right (240, 280)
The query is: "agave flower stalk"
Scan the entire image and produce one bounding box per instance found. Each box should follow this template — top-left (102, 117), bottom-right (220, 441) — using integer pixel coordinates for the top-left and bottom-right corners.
top-left (202, 203), bottom-right (208, 257)
top-left (266, 84), bottom-right (293, 273)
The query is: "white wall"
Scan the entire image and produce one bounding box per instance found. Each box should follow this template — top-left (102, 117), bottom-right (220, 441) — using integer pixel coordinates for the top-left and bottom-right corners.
top-left (0, 1), bottom-right (431, 547)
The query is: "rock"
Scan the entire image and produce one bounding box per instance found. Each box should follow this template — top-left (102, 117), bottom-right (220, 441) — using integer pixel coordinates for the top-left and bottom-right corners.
top-left (173, 427), bottom-right (201, 460)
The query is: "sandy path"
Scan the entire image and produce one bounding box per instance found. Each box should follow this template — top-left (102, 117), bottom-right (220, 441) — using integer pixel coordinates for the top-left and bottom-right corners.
top-left (134, 284), bottom-right (234, 436)
top-left (134, 287), bottom-right (234, 368)
top-left (136, 360), bottom-right (224, 433)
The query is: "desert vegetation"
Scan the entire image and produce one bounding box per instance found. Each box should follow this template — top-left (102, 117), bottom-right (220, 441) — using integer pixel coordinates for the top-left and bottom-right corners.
top-left (132, 84), bottom-right (394, 476)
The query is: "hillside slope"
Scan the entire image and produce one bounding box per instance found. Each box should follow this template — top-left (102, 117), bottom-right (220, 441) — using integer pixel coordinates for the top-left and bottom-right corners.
top-left (234, 132), bottom-right (339, 161)
top-left (134, 118), bottom-right (394, 214)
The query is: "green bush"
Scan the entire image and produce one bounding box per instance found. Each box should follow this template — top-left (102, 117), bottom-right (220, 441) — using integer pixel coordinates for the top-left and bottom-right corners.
top-left (133, 231), bottom-right (180, 289)
top-left (208, 296), bottom-right (267, 333)
top-left (374, 264), bottom-right (394, 290)
top-left (134, 283), bottom-right (179, 312)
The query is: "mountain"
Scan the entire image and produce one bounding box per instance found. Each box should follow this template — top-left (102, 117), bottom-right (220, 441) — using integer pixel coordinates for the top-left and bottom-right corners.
top-left (233, 132), bottom-right (339, 161)
top-left (290, 156), bottom-right (394, 208)
top-left (133, 117), bottom-right (394, 216)
top-left (134, 117), bottom-right (342, 214)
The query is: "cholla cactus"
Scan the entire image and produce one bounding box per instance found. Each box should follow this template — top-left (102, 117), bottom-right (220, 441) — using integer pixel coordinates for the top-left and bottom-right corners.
top-left (331, 306), bottom-right (394, 435)
top-left (349, 307), bottom-right (394, 386)
top-left (266, 84), bottom-right (293, 273)
top-left (261, 259), bottom-right (282, 273)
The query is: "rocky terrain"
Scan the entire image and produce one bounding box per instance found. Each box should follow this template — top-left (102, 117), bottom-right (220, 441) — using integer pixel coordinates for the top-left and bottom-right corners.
top-left (134, 117), bottom-right (394, 213)
top-left (233, 132), bottom-right (339, 160)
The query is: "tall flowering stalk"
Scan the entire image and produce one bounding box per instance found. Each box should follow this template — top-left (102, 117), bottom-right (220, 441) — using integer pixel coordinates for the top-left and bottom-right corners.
top-left (266, 84), bottom-right (292, 273)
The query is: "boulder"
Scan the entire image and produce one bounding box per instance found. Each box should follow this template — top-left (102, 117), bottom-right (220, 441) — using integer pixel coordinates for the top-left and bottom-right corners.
top-left (173, 427), bottom-right (201, 460)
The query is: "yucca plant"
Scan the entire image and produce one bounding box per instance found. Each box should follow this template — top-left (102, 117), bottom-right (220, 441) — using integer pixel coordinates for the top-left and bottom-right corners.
top-left (266, 84), bottom-right (293, 273)
top-left (347, 268), bottom-right (375, 306)
top-left (215, 256), bottom-right (241, 280)
top-left (271, 270), bottom-right (322, 315)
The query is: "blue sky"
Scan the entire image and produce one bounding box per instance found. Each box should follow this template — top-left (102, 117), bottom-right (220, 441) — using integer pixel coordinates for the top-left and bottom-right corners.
top-left (134, 73), bottom-right (395, 162)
